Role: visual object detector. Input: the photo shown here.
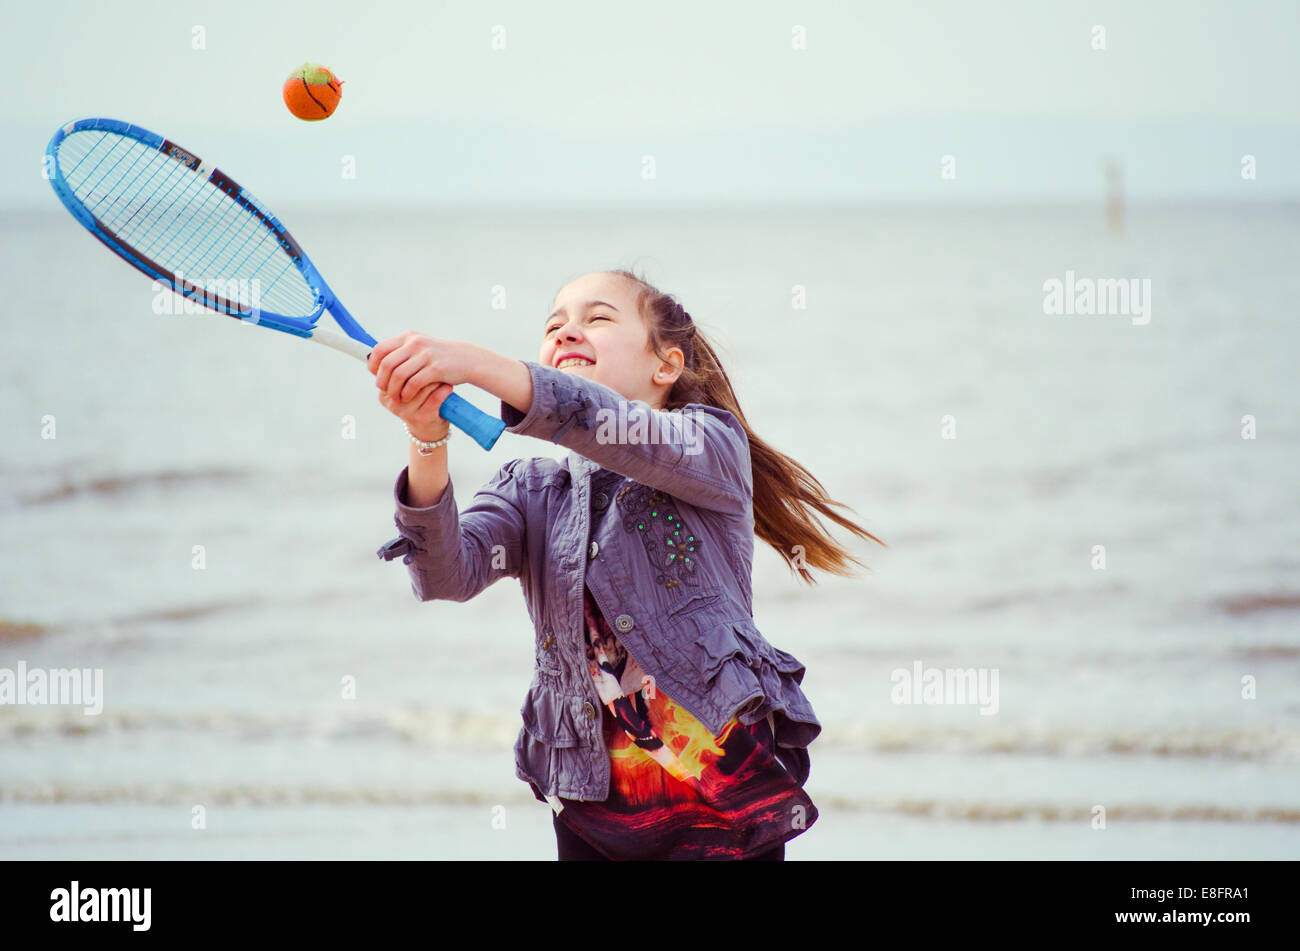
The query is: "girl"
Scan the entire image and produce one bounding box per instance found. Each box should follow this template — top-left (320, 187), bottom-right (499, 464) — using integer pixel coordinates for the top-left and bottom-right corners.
top-left (370, 269), bottom-right (882, 861)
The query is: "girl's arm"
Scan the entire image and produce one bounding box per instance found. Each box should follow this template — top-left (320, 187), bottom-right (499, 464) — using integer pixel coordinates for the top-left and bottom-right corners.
top-left (368, 336), bottom-right (749, 517)
top-left (402, 417), bottom-right (452, 508)
top-left (474, 353), bottom-right (752, 517)
top-left (390, 459), bottom-right (527, 603)
top-left (368, 347), bottom-right (525, 603)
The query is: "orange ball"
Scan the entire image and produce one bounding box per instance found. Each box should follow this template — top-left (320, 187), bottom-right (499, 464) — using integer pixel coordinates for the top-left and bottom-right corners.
top-left (283, 63), bottom-right (343, 121)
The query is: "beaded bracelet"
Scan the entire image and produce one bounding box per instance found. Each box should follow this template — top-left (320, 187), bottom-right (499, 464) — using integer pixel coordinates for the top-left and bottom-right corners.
top-left (406, 424), bottom-right (452, 455)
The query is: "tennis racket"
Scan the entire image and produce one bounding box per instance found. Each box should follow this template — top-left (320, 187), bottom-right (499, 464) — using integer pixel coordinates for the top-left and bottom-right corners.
top-left (44, 116), bottom-right (506, 451)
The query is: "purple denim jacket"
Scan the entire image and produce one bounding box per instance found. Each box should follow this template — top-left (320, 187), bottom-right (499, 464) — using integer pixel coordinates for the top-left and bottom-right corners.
top-left (378, 360), bottom-right (821, 801)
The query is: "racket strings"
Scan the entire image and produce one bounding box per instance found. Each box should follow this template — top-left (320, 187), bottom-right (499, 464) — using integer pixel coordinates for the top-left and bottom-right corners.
top-left (92, 139), bottom-right (185, 223)
top-left (56, 130), bottom-right (318, 319)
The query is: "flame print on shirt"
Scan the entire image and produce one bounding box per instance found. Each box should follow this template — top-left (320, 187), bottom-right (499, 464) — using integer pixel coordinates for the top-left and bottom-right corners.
top-left (574, 587), bottom-right (817, 852)
top-left (559, 588), bottom-right (819, 858)
top-left (583, 591), bottom-right (708, 788)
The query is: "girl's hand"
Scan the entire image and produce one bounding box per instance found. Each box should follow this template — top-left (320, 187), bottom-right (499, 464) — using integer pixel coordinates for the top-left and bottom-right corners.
top-left (379, 379), bottom-right (454, 441)
top-left (368, 333), bottom-right (478, 440)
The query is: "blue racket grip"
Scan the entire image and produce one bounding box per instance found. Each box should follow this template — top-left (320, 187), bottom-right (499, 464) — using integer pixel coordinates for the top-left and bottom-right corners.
top-left (441, 392), bottom-right (507, 451)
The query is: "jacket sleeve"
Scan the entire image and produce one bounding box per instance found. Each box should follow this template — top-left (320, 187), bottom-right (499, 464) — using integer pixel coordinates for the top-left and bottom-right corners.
top-left (500, 360), bottom-right (753, 516)
top-left (378, 459), bottom-right (527, 603)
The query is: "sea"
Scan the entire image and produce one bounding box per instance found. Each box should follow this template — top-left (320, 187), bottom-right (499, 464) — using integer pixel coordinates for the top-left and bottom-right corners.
top-left (1, 202), bottom-right (1298, 859)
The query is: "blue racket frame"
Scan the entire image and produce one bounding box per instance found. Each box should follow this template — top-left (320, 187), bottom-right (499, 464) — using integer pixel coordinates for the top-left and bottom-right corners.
top-left (46, 117), bottom-right (506, 451)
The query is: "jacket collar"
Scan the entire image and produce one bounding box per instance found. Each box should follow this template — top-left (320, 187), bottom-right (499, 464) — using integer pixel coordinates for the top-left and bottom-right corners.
top-left (566, 451), bottom-right (598, 478)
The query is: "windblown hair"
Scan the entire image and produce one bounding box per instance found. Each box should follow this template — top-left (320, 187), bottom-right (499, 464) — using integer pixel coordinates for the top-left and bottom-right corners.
top-left (605, 268), bottom-right (885, 584)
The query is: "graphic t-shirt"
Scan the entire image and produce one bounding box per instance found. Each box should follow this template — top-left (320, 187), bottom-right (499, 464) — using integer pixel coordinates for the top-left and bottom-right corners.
top-left (532, 467), bottom-right (818, 860)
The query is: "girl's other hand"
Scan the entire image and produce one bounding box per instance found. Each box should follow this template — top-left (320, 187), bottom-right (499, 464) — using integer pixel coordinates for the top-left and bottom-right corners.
top-left (368, 332), bottom-right (480, 440)
top-left (379, 380), bottom-right (454, 441)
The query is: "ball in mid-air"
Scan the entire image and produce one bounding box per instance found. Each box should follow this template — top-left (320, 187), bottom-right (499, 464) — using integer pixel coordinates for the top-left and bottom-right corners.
top-left (283, 63), bottom-right (343, 120)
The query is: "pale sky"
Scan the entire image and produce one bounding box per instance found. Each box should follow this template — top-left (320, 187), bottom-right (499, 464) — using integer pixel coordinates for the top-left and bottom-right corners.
top-left (2, 0), bottom-right (1297, 204)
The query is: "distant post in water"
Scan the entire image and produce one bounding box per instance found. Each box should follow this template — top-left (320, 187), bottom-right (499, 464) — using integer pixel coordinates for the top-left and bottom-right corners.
top-left (1105, 158), bottom-right (1124, 235)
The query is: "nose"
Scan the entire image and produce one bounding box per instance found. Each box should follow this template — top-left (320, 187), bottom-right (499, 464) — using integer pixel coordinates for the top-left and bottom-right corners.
top-left (549, 320), bottom-right (586, 350)
top-left (555, 320), bottom-right (583, 341)
top-left (544, 319), bottom-right (582, 362)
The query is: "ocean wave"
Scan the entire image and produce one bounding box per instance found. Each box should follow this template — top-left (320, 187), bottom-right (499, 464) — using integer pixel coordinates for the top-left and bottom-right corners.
top-left (0, 620), bottom-right (49, 642)
top-left (0, 601), bottom-right (256, 642)
top-left (0, 707), bottom-right (520, 747)
top-left (821, 723), bottom-right (1300, 761)
top-left (0, 783), bottom-right (510, 807)
top-left (1215, 592), bottom-right (1300, 616)
top-left (1, 708), bottom-right (1296, 762)
top-left (815, 797), bottom-right (1300, 824)
top-left (0, 784), bottom-right (1295, 823)
top-left (1229, 644), bottom-right (1300, 660)
top-left (965, 582), bottom-right (1131, 613)
top-left (113, 600), bottom-right (259, 626)
top-left (16, 467), bottom-right (250, 506)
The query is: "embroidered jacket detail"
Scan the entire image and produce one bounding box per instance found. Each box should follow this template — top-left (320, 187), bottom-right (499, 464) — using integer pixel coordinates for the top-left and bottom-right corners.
top-left (616, 482), bottom-right (701, 592)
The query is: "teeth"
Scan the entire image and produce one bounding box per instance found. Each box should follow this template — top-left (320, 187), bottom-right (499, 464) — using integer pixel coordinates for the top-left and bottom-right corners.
top-left (558, 358), bottom-right (594, 368)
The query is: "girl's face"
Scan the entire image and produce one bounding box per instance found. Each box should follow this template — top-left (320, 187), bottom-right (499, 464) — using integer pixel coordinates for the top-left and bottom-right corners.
top-left (541, 272), bottom-right (683, 410)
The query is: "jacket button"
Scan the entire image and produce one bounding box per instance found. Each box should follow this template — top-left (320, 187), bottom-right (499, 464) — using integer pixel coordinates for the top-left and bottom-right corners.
top-left (614, 614), bottom-right (634, 633)
top-left (593, 491), bottom-right (610, 511)
top-left (582, 701), bottom-right (596, 719)
top-left (588, 541), bottom-right (599, 559)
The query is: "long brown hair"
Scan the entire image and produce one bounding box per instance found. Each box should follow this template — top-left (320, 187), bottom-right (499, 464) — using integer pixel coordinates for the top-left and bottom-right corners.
top-left (605, 268), bottom-right (885, 584)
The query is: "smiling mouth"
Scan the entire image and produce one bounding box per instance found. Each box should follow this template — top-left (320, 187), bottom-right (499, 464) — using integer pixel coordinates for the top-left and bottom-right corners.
top-left (556, 357), bottom-right (595, 369)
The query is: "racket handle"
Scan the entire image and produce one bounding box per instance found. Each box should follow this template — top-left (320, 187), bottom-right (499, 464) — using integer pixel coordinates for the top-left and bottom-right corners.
top-left (309, 330), bottom-right (507, 451)
top-left (440, 392), bottom-right (507, 451)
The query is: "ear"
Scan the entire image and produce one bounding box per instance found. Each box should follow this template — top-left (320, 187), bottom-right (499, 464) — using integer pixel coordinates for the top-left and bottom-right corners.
top-left (653, 347), bottom-right (685, 385)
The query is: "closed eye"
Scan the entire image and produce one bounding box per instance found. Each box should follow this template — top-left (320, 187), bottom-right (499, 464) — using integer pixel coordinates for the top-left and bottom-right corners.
top-left (545, 314), bottom-right (611, 335)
